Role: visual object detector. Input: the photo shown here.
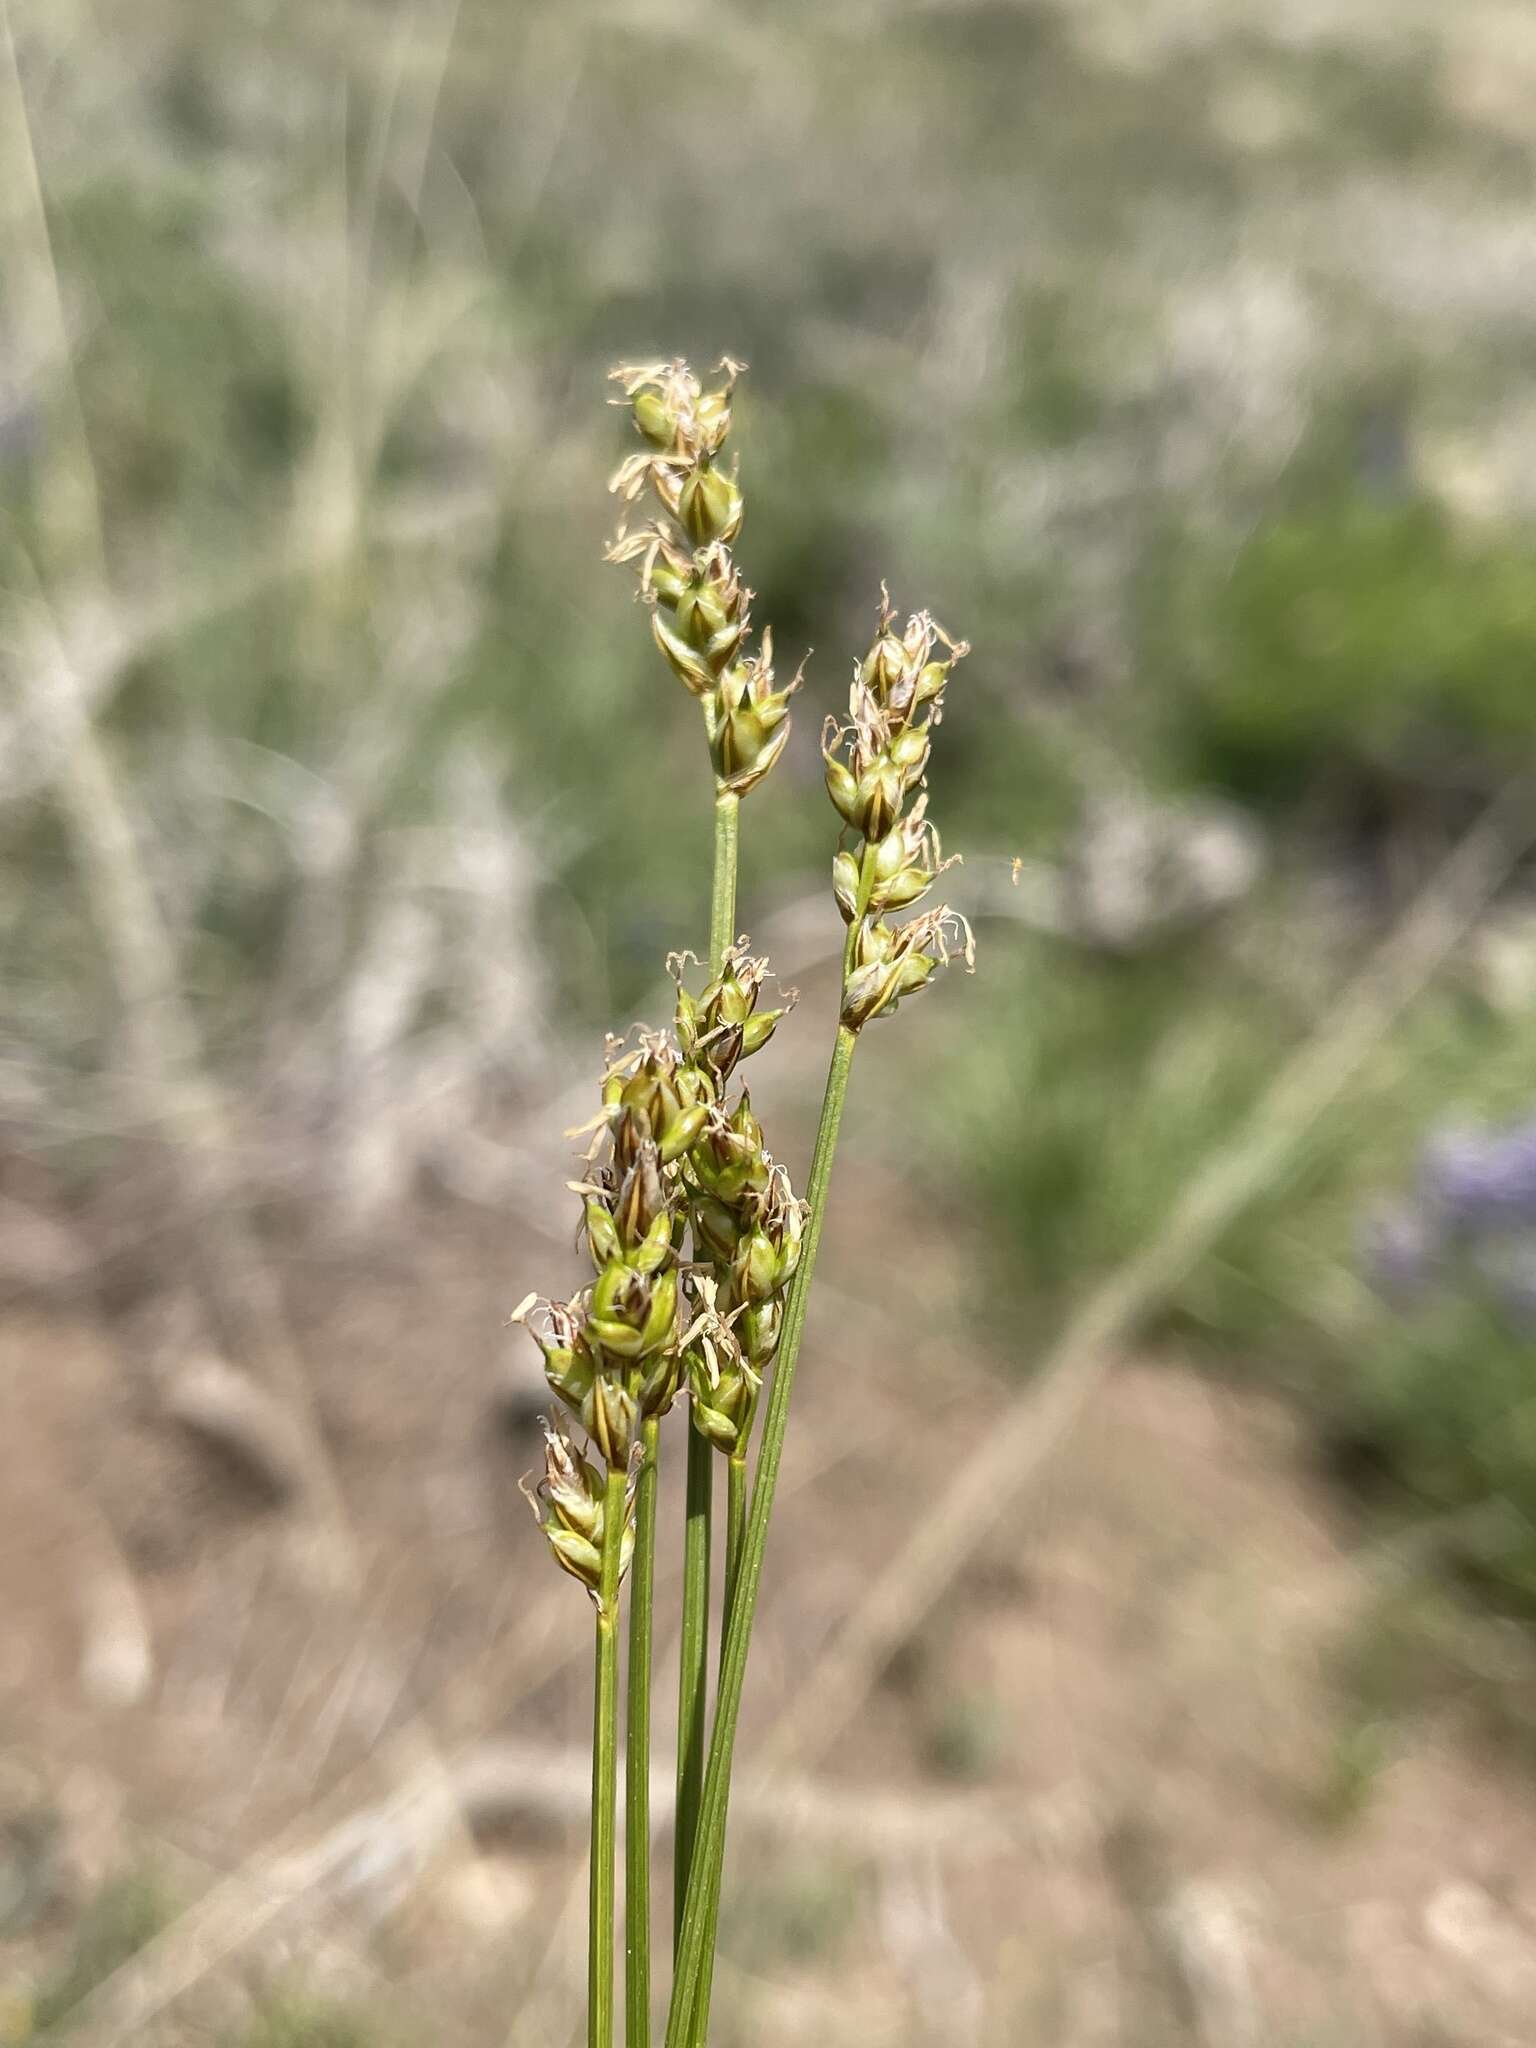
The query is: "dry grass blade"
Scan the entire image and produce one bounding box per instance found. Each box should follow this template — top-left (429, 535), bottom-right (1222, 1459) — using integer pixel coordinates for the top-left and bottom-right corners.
top-left (163, 1355), bottom-right (316, 1506)
top-left (17, 597), bottom-right (353, 1554)
top-left (74, 1728), bottom-right (463, 2044)
top-left (17, 593), bottom-right (483, 2003)
top-left (0, 0), bottom-right (105, 579)
top-left (765, 781), bottom-right (1536, 1775)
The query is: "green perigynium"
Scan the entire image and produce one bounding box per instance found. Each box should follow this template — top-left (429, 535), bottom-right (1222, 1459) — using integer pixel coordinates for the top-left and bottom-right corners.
top-left (516, 359), bottom-right (973, 2048)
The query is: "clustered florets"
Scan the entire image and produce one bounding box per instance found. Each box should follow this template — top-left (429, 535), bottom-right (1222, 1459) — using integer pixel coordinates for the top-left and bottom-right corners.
top-left (522, 357), bottom-right (980, 2048)
top-left (825, 592), bottom-right (975, 1028)
top-left (517, 944), bottom-right (805, 1595)
top-left (607, 359), bottom-right (801, 797)
top-left (522, 367), bottom-right (975, 1608)
top-left (521, 1417), bottom-right (637, 1599)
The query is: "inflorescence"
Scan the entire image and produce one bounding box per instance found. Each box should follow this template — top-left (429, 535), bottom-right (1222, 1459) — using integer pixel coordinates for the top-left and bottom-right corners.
top-left (607, 358), bottom-right (802, 798)
top-left (826, 591), bottom-right (975, 1029)
top-left (515, 944), bottom-right (803, 1588)
top-left (515, 353), bottom-right (976, 2048)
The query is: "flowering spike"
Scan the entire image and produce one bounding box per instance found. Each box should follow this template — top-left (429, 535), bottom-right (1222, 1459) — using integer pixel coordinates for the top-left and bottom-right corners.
top-left (607, 358), bottom-right (802, 798)
top-left (824, 593), bottom-right (975, 1029)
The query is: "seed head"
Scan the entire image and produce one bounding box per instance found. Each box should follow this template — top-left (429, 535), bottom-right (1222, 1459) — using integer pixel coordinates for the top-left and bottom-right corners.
top-left (589, 1257), bottom-right (678, 1362)
top-left (647, 541), bottom-right (749, 693)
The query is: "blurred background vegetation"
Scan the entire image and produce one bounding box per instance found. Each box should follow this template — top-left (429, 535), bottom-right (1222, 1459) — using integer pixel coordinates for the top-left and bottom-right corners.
top-left (9, 0), bottom-right (1536, 2040)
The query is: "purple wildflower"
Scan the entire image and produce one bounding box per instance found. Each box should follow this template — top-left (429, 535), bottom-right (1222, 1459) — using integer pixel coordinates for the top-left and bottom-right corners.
top-left (1419, 1117), bottom-right (1536, 1235)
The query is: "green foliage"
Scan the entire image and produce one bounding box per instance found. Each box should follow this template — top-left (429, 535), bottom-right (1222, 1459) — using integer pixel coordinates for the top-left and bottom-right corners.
top-left (14, 0), bottom-right (1536, 1871)
top-left (719, 1860), bottom-right (856, 1969)
top-left (1310, 1718), bottom-right (1393, 1830)
top-left (1347, 1298), bottom-right (1536, 1609)
top-left (920, 919), bottom-right (1536, 1613)
top-left (59, 185), bottom-right (304, 543)
top-left (1150, 493), bottom-right (1536, 807)
top-left (922, 1689), bottom-right (1007, 1784)
top-left (1002, 289), bottom-right (1104, 448)
top-left (236, 1993), bottom-right (386, 2048)
top-left (30, 1870), bottom-right (174, 2034)
top-left (926, 932), bottom-right (1292, 1331)
top-left (1338, 1576), bottom-right (1536, 1770)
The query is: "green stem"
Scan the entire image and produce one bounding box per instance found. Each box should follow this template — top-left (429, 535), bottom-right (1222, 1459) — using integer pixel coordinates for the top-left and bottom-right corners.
top-left (674, 1422), bottom-right (712, 1944)
top-left (722, 1453), bottom-right (747, 1644)
top-left (625, 1416), bottom-right (661, 2048)
top-left (590, 1465), bottom-right (627, 2048)
top-left (665, 1023), bottom-right (859, 2048)
top-left (675, 786), bottom-right (739, 1946)
top-left (709, 790), bottom-right (740, 973)
top-left (693, 1449), bottom-right (748, 2040)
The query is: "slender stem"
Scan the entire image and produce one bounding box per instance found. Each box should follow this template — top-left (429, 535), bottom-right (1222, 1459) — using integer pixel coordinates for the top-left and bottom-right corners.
top-left (590, 1465), bottom-right (627, 2048)
top-left (625, 1416), bottom-right (661, 2048)
top-left (722, 1453), bottom-right (747, 1644)
top-left (666, 1023), bottom-right (859, 2048)
top-left (694, 1448), bottom-right (748, 2038)
top-left (675, 785), bottom-right (740, 1947)
top-left (674, 1422), bottom-right (712, 1944)
top-left (709, 790), bottom-right (740, 974)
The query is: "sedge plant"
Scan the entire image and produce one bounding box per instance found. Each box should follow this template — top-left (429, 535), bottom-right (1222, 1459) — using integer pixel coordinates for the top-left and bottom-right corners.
top-left (515, 358), bottom-right (972, 2048)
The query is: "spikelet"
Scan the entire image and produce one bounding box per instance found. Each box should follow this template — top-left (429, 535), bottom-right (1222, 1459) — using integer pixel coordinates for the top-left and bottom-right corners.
top-left (823, 589), bottom-right (975, 1028)
top-left (522, 1418), bottom-right (638, 1613)
top-left (608, 358), bottom-right (802, 798)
